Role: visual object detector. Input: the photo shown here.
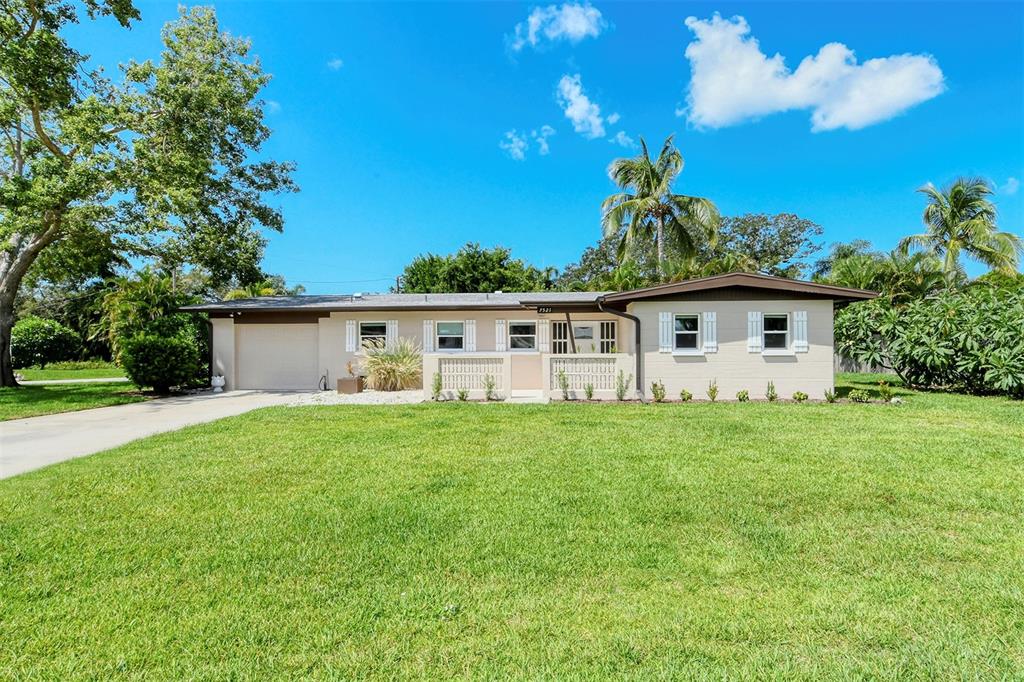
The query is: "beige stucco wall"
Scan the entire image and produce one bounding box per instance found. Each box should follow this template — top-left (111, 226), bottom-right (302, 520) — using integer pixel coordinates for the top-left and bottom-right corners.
top-left (320, 310), bottom-right (624, 388)
top-left (631, 299), bottom-right (835, 400)
top-left (210, 317), bottom-right (236, 390)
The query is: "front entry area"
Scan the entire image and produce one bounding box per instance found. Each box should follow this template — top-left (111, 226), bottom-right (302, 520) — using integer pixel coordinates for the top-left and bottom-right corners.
top-left (235, 323), bottom-right (320, 390)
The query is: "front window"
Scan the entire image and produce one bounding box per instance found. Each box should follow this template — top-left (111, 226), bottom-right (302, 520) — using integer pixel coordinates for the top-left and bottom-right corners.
top-left (674, 314), bottom-right (700, 350)
top-left (436, 322), bottom-right (465, 350)
top-left (359, 322), bottom-right (387, 350)
top-left (509, 322), bottom-right (537, 350)
top-left (763, 314), bottom-right (789, 349)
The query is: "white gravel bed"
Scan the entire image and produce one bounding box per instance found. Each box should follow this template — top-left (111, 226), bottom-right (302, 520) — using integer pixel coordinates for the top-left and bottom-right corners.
top-left (288, 389), bottom-right (424, 407)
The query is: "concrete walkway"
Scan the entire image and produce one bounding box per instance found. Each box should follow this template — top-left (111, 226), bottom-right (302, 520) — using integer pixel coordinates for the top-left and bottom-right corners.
top-left (18, 377), bottom-right (130, 385)
top-left (0, 390), bottom-right (303, 480)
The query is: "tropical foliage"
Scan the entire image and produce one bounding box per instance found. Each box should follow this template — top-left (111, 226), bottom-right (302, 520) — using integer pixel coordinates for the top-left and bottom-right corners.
top-left (361, 338), bottom-right (422, 391)
top-left (119, 332), bottom-right (203, 395)
top-left (223, 275), bottom-right (306, 300)
top-left (398, 243), bottom-right (555, 293)
top-left (10, 317), bottom-right (80, 368)
top-left (601, 136), bottom-right (719, 268)
top-left (898, 178), bottom-right (1022, 280)
top-left (835, 285), bottom-right (1024, 397)
top-left (817, 245), bottom-right (949, 303)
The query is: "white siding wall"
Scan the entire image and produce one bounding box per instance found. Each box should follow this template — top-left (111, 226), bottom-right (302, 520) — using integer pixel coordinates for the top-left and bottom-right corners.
top-left (631, 299), bottom-right (834, 400)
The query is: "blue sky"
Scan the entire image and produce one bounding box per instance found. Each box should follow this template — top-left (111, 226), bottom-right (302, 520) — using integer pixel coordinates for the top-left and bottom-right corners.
top-left (75, 1), bottom-right (1023, 292)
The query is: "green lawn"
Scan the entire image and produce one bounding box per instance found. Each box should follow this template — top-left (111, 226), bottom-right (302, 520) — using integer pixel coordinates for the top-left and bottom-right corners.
top-left (18, 367), bottom-right (127, 381)
top-left (1, 376), bottom-right (1021, 678)
top-left (0, 381), bottom-right (144, 420)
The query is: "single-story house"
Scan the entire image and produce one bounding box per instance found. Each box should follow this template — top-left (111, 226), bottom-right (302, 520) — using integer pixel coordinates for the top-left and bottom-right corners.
top-left (183, 272), bottom-right (875, 400)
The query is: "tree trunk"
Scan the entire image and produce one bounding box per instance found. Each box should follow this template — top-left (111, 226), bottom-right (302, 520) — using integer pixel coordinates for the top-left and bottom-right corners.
top-left (656, 215), bottom-right (665, 273)
top-left (0, 291), bottom-right (17, 387)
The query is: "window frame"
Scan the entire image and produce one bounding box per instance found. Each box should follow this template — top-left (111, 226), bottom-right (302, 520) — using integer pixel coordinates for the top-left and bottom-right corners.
top-left (435, 320), bottom-right (466, 352)
top-left (508, 320), bottom-right (538, 352)
top-left (357, 320), bottom-right (388, 352)
top-left (762, 313), bottom-right (790, 352)
top-left (673, 313), bottom-right (702, 353)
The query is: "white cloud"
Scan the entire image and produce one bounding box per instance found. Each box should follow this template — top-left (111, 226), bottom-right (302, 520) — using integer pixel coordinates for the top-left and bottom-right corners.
top-left (681, 14), bottom-right (945, 132)
top-left (327, 57), bottom-right (344, 70)
top-left (557, 74), bottom-right (606, 139)
top-left (532, 125), bottom-right (556, 155)
top-left (509, 2), bottom-right (605, 51)
top-left (1000, 177), bottom-right (1020, 195)
top-left (610, 131), bottom-right (635, 148)
top-left (499, 130), bottom-right (529, 160)
top-left (607, 112), bottom-right (621, 125)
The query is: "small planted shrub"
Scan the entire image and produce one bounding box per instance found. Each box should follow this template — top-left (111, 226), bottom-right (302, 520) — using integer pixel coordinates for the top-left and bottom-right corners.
top-left (824, 389), bottom-right (837, 403)
top-left (736, 389), bottom-right (749, 402)
top-left (615, 370), bottom-right (632, 401)
top-left (707, 379), bottom-right (719, 402)
top-left (793, 391), bottom-right (809, 403)
top-left (877, 380), bottom-right (894, 402)
top-left (848, 389), bottom-right (871, 403)
top-left (650, 380), bottom-right (666, 403)
top-left (483, 374), bottom-right (496, 401)
top-left (10, 316), bottom-right (80, 368)
top-left (120, 332), bottom-right (201, 394)
top-left (431, 372), bottom-right (442, 401)
top-left (679, 388), bottom-right (693, 402)
top-left (766, 381), bottom-right (778, 402)
top-left (363, 337), bottom-right (422, 391)
top-left (457, 388), bottom-right (469, 401)
top-left (557, 369), bottom-right (570, 400)
top-left (584, 383), bottom-right (594, 400)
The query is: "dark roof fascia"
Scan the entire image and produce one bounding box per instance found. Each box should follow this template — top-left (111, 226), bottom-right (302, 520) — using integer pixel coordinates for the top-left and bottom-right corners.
top-left (600, 272), bottom-right (877, 304)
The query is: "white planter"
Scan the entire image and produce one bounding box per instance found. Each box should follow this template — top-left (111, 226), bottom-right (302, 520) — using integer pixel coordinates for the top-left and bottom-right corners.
top-left (211, 375), bottom-right (226, 393)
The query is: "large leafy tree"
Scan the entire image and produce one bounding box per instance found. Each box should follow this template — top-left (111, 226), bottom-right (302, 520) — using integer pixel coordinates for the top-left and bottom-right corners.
top-left (601, 135), bottom-right (719, 270)
top-left (398, 243), bottom-right (554, 293)
top-left (710, 213), bottom-right (823, 278)
top-left (898, 178), bottom-right (1022, 282)
top-left (0, 2), bottom-right (295, 386)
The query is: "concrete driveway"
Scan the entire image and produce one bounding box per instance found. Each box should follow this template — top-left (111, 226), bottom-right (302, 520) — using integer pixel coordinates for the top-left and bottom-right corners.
top-left (0, 390), bottom-right (303, 480)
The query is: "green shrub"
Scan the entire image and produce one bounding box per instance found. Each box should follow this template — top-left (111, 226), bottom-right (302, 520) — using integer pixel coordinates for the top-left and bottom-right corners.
top-left (11, 317), bottom-right (80, 368)
top-left (120, 332), bottom-right (201, 394)
top-left (615, 370), bottom-right (631, 401)
top-left (736, 389), bottom-right (749, 402)
top-left (431, 372), bottom-right (442, 401)
top-left (848, 389), bottom-right (871, 403)
top-left (584, 383), bottom-right (594, 400)
top-left (650, 380), bottom-right (666, 402)
top-left (824, 389), bottom-right (837, 403)
top-left (679, 388), bottom-right (693, 402)
top-left (557, 369), bottom-right (570, 400)
top-left (877, 380), bottom-right (894, 402)
top-left (362, 338), bottom-right (422, 391)
top-left (836, 286), bottom-right (1024, 397)
top-left (793, 391), bottom-right (809, 402)
top-left (766, 381), bottom-right (778, 402)
top-left (707, 379), bottom-right (719, 402)
top-left (483, 374), bottom-right (496, 401)
top-left (457, 388), bottom-right (469, 401)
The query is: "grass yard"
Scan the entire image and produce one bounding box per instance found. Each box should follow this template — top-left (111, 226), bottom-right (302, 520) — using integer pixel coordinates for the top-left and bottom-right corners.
top-left (17, 367), bottom-right (126, 381)
top-left (1, 376), bottom-right (1021, 678)
top-left (0, 381), bottom-right (144, 420)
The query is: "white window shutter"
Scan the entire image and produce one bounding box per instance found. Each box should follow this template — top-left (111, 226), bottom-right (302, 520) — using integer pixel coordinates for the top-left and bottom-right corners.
top-left (386, 320), bottom-right (398, 349)
top-left (495, 319), bottom-right (507, 352)
top-left (422, 320), bottom-right (434, 352)
top-left (658, 312), bottom-right (672, 353)
top-left (794, 310), bottom-right (808, 353)
top-left (703, 311), bottom-right (718, 353)
top-left (747, 312), bottom-right (763, 353)
top-left (345, 320), bottom-right (357, 352)
top-left (538, 319), bottom-right (550, 353)
top-left (465, 319), bottom-right (476, 351)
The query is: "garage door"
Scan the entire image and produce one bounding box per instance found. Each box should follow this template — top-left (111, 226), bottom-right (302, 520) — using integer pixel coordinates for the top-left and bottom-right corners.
top-left (236, 323), bottom-right (320, 390)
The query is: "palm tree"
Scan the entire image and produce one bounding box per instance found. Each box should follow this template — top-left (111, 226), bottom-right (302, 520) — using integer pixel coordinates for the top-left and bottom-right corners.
top-left (899, 178), bottom-right (1022, 282)
top-left (601, 135), bottom-right (719, 273)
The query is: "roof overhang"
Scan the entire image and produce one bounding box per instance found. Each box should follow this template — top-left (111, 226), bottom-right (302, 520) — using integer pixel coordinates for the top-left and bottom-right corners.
top-left (599, 272), bottom-right (877, 305)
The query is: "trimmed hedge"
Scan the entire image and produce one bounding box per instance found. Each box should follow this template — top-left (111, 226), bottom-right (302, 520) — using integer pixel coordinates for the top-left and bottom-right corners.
top-left (11, 317), bottom-right (81, 368)
top-left (120, 332), bottom-right (202, 394)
